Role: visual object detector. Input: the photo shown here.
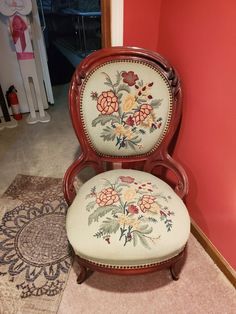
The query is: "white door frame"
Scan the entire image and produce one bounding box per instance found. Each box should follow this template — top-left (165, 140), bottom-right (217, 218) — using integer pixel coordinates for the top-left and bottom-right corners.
top-left (111, 0), bottom-right (124, 46)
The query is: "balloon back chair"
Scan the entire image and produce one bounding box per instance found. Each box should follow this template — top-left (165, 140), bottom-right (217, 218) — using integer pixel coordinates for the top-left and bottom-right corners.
top-left (64, 47), bottom-right (190, 284)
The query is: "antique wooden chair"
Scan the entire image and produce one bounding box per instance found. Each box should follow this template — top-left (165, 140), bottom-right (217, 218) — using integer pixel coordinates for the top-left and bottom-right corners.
top-left (63, 47), bottom-right (190, 284)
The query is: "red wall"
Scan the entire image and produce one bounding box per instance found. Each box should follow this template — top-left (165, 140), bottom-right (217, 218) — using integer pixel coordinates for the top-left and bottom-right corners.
top-left (124, 0), bottom-right (236, 270)
top-left (123, 0), bottom-right (162, 50)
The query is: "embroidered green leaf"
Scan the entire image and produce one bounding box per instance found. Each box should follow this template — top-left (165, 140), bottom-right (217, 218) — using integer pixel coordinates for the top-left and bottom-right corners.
top-left (94, 230), bottom-right (104, 238)
top-left (137, 98), bottom-right (147, 104)
top-left (102, 72), bottom-right (114, 88)
top-left (139, 224), bottom-right (153, 234)
top-left (88, 205), bottom-right (119, 225)
top-left (116, 183), bottom-right (131, 190)
top-left (101, 126), bottom-right (117, 141)
top-left (117, 84), bottom-right (130, 94)
top-left (139, 129), bottom-right (146, 134)
top-left (152, 193), bottom-right (169, 202)
top-left (99, 217), bottom-right (120, 235)
top-left (136, 190), bottom-right (147, 195)
top-left (131, 135), bottom-right (142, 142)
top-left (111, 205), bottom-right (123, 215)
top-left (147, 217), bottom-right (158, 223)
top-left (92, 114), bottom-right (120, 127)
top-left (126, 135), bottom-right (142, 150)
top-left (150, 99), bottom-right (163, 108)
top-left (109, 205), bottom-right (123, 215)
top-left (133, 231), bottom-right (150, 249)
top-left (138, 216), bottom-right (158, 223)
top-left (138, 80), bottom-right (144, 87)
top-left (86, 201), bottom-right (96, 211)
top-left (114, 71), bottom-right (122, 87)
top-left (132, 231), bottom-right (138, 247)
top-left (164, 219), bottom-right (173, 232)
top-left (139, 224), bottom-right (149, 231)
top-left (126, 140), bottom-right (136, 150)
top-left (85, 194), bottom-right (94, 200)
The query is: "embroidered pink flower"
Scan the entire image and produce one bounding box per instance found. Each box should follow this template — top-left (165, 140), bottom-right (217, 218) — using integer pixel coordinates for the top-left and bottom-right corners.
top-left (139, 195), bottom-right (156, 212)
top-left (97, 91), bottom-right (119, 115)
top-left (133, 104), bottom-right (153, 125)
top-left (96, 188), bottom-right (119, 206)
top-left (122, 71), bottom-right (139, 86)
top-left (119, 176), bottom-right (135, 183)
top-left (128, 205), bottom-right (139, 214)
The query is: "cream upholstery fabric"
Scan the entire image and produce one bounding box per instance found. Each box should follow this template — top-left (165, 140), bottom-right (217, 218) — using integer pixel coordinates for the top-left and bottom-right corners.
top-left (81, 60), bottom-right (172, 157)
top-left (66, 170), bottom-right (190, 267)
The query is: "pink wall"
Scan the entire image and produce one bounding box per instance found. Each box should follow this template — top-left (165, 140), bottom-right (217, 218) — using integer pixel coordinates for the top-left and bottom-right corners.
top-left (124, 0), bottom-right (236, 270)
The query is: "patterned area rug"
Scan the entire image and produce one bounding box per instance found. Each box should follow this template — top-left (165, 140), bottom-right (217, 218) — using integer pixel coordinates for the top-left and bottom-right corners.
top-left (0, 175), bottom-right (73, 314)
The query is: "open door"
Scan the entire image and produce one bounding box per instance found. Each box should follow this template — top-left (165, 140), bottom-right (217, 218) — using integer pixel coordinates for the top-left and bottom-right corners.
top-left (37, 0), bottom-right (111, 85)
top-left (101, 0), bottom-right (111, 48)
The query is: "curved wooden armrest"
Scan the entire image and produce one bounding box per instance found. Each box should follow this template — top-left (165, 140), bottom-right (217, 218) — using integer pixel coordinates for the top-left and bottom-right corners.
top-left (63, 154), bottom-right (104, 205)
top-left (145, 154), bottom-right (189, 199)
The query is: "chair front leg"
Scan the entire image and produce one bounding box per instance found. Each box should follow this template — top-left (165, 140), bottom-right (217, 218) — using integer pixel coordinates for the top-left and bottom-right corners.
top-left (76, 258), bottom-right (94, 284)
top-left (170, 248), bottom-right (186, 280)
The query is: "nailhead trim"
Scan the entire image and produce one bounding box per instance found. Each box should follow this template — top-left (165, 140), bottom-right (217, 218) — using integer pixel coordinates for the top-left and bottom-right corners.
top-left (78, 251), bottom-right (183, 270)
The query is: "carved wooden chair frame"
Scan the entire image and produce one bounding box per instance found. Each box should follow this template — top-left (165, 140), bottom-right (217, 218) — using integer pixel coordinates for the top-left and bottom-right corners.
top-left (63, 47), bottom-right (189, 283)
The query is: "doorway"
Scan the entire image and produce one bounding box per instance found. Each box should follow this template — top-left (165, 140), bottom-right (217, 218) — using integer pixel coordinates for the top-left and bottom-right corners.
top-left (38, 0), bottom-right (111, 86)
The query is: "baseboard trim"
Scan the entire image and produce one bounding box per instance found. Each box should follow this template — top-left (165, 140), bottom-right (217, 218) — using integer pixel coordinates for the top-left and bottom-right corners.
top-left (191, 219), bottom-right (236, 288)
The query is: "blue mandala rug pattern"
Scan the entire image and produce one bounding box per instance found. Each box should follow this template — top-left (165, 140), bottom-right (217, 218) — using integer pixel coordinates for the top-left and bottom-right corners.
top-left (0, 175), bottom-right (72, 299)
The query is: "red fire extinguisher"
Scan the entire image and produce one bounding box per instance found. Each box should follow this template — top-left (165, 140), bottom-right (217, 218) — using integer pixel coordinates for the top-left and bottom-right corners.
top-left (6, 85), bottom-right (22, 120)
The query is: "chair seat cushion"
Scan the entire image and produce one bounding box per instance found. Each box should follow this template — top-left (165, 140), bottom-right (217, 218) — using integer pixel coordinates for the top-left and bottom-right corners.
top-left (66, 169), bottom-right (190, 267)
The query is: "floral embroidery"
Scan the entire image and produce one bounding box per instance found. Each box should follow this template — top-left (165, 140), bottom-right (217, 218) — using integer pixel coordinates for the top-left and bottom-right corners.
top-left (91, 71), bottom-right (163, 150)
top-left (121, 71), bottom-right (139, 86)
top-left (96, 187), bottom-right (119, 206)
top-left (97, 91), bottom-right (119, 115)
top-left (85, 176), bottom-right (174, 249)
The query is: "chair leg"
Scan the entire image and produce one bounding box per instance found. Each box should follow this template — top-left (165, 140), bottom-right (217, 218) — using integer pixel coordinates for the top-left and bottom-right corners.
top-left (76, 263), bottom-right (94, 284)
top-left (170, 263), bottom-right (180, 281)
top-left (170, 255), bottom-right (185, 281)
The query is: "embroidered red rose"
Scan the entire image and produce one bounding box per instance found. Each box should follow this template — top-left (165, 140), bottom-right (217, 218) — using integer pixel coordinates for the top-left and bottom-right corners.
top-left (125, 115), bottom-right (135, 127)
top-left (128, 205), bottom-right (139, 214)
top-left (119, 176), bottom-right (135, 183)
top-left (122, 71), bottom-right (139, 86)
top-left (97, 91), bottom-right (119, 115)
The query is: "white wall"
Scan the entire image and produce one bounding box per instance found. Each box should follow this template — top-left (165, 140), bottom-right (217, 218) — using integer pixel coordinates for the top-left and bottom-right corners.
top-left (111, 0), bottom-right (124, 46)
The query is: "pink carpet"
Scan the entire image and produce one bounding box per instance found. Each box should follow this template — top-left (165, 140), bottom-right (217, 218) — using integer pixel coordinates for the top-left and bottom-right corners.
top-left (58, 234), bottom-right (236, 314)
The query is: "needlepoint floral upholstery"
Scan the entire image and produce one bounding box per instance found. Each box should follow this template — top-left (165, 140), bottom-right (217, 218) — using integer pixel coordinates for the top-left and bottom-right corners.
top-left (81, 60), bottom-right (172, 156)
top-left (66, 170), bottom-right (190, 267)
top-left (64, 47), bottom-right (190, 282)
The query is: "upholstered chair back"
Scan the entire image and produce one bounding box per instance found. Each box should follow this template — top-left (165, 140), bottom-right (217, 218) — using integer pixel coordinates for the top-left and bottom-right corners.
top-left (80, 60), bottom-right (172, 157)
top-left (70, 47), bottom-right (181, 161)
